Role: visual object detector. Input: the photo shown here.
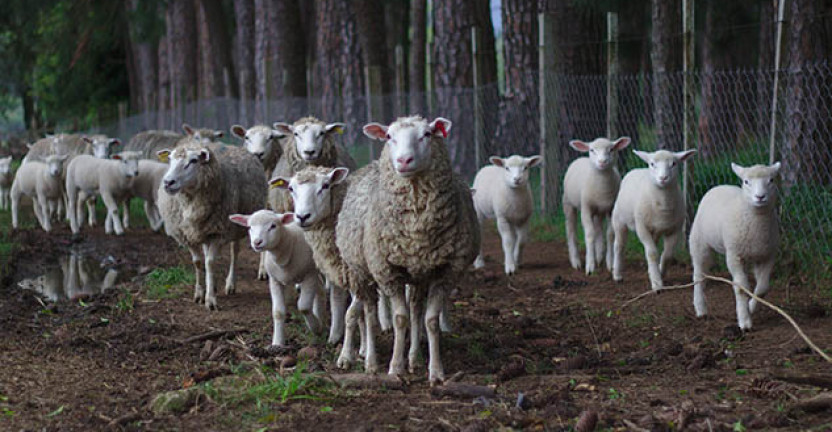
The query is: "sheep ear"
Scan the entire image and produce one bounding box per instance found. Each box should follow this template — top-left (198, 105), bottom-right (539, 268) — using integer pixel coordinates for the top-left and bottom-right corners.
top-left (279, 213), bottom-right (295, 225)
top-left (731, 162), bottom-right (745, 178)
top-left (157, 149), bottom-right (171, 163)
top-left (58, 154), bottom-right (69, 161)
top-left (213, 130), bottom-right (224, 139)
top-left (612, 137), bottom-right (631, 151)
top-left (363, 123), bottom-right (388, 141)
top-left (269, 177), bottom-right (291, 190)
top-left (270, 130), bottom-right (285, 140)
top-left (489, 156), bottom-right (505, 167)
top-left (674, 149), bottom-right (697, 162)
top-left (325, 122), bottom-right (346, 135)
top-left (198, 149), bottom-right (211, 163)
top-left (182, 123), bottom-right (195, 135)
top-left (26, 143), bottom-right (34, 149)
top-left (108, 138), bottom-right (121, 148)
top-left (430, 117), bottom-right (452, 138)
top-left (526, 155), bottom-right (543, 167)
top-left (228, 214), bottom-right (250, 227)
top-left (569, 140), bottom-right (590, 152)
top-left (770, 161), bottom-right (782, 175)
top-left (231, 125), bottom-right (246, 139)
top-left (328, 167), bottom-right (350, 185)
top-left (273, 122), bottom-right (293, 135)
top-left (633, 150), bottom-right (652, 164)
top-left (111, 154), bottom-right (122, 160)
top-left (82, 137), bottom-right (93, 145)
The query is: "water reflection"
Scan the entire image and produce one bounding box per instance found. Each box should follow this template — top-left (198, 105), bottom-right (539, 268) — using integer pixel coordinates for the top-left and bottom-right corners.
top-left (18, 252), bottom-right (120, 302)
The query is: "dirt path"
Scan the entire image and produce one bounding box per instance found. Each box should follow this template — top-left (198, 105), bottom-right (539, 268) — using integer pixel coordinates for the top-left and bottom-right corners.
top-left (0, 224), bottom-right (830, 431)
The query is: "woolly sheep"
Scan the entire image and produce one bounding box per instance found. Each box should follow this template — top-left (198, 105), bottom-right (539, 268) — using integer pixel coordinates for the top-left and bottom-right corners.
top-left (65, 152), bottom-right (142, 235)
top-left (472, 154), bottom-right (542, 275)
top-left (126, 160), bottom-right (169, 231)
top-left (124, 130), bottom-right (184, 159)
top-left (562, 137), bottom-right (632, 274)
top-left (270, 167), bottom-right (358, 352)
top-left (11, 154), bottom-right (69, 232)
top-left (230, 124), bottom-right (285, 177)
top-left (344, 116), bottom-right (480, 383)
top-left (23, 134), bottom-right (90, 163)
top-left (83, 135), bottom-right (121, 159)
top-left (690, 162), bottom-right (782, 330)
top-left (0, 156), bottom-right (13, 210)
top-left (182, 123), bottom-right (224, 143)
top-left (230, 210), bottom-right (326, 346)
top-left (156, 139), bottom-right (266, 310)
top-left (611, 149), bottom-right (697, 289)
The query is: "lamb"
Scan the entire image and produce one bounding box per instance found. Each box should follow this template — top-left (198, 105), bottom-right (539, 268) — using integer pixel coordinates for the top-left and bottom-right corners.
top-left (23, 134), bottom-right (89, 163)
top-left (690, 162), bottom-right (782, 330)
top-left (230, 124), bottom-right (285, 177)
top-left (65, 152), bottom-right (142, 236)
top-left (156, 139), bottom-right (266, 310)
top-left (340, 116), bottom-right (480, 383)
top-left (83, 135), bottom-right (121, 159)
top-left (11, 154), bottom-right (69, 232)
top-left (472, 154), bottom-right (542, 275)
top-left (611, 149), bottom-right (697, 289)
top-left (270, 167), bottom-right (360, 354)
top-left (0, 156), bottom-right (13, 210)
top-left (126, 160), bottom-right (169, 231)
top-left (562, 137), bottom-right (632, 274)
top-left (229, 210), bottom-right (326, 346)
top-left (182, 123), bottom-right (224, 143)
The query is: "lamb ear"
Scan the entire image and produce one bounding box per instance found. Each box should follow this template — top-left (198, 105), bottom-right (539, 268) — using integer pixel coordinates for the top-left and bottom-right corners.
top-left (228, 214), bottom-right (250, 227)
top-left (674, 149), bottom-right (697, 162)
top-left (526, 155), bottom-right (543, 167)
top-left (325, 122), bottom-right (346, 135)
top-left (489, 156), bottom-right (505, 167)
top-left (269, 177), bottom-right (291, 190)
top-left (182, 123), bottom-right (195, 136)
top-left (270, 130), bottom-right (285, 140)
top-left (213, 130), bottom-right (224, 139)
top-left (633, 150), bottom-right (652, 165)
top-left (273, 122), bottom-right (293, 135)
top-left (769, 161), bottom-right (782, 175)
top-left (279, 213), bottom-right (295, 225)
top-left (328, 167), bottom-right (350, 185)
top-left (363, 123), bottom-right (388, 141)
top-left (26, 143), bottom-right (34, 149)
top-left (731, 162), bottom-right (745, 178)
top-left (157, 149), bottom-right (171, 163)
top-left (108, 138), bottom-right (121, 147)
top-left (569, 140), bottom-right (590, 152)
top-left (430, 117), bottom-right (452, 138)
top-left (82, 137), bottom-right (93, 145)
top-left (230, 125), bottom-right (246, 139)
top-left (198, 149), bottom-right (211, 163)
top-left (612, 137), bottom-right (631, 151)
top-left (111, 154), bottom-right (122, 160)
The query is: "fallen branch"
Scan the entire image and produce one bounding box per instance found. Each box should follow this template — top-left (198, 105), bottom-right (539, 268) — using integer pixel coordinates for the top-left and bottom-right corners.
top-left (106, 411), bottom-right (142, 430)
top-left (772, 372), bottom-right (832, 389)
top-left (328, 373), bottom-right (405, 390)
top-left (622, 419), bottom-right (650, 432)
top-left (180, 329), bottom-right (246, 345)
top-left (789, 392), bottom-right (832, 414)
top-left (621, 281), bottom-right (697, 308)
top-left (430, 382), bottom-right (496, 399)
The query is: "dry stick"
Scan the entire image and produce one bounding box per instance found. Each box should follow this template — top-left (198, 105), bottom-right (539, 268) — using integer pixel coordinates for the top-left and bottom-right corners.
top-left (620, 281), bottom-right (697, 308)
top-left (582, 310), bottom-right (603, 357)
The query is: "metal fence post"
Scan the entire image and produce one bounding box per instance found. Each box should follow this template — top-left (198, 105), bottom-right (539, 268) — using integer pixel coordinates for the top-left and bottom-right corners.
top-left (682, 0), bottom-right (695, 226)
top-left (606, 12), bottom-right (619, 140)
top-left (472, 26), bottom-right (484, 170)
top-left (769, 0), bottom-right (786, 165)
top-left (539, 13), bottom-right (559, 215)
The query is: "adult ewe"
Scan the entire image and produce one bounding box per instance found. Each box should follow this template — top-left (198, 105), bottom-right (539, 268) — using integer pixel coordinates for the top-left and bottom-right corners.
top-left (156, 138), bottom-right (266, 310)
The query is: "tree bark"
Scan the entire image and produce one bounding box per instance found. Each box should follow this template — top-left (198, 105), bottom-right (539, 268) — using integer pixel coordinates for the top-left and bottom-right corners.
top-left (355, 0), bottom-right (393, 121)
top-left (616, 0), bottom-right (648, 144)
top-left (198, 0), bottom-right (237, 99)
top-left (697, 0), bottom-right (737, 158)
top-left (274, 0), bottom-right (308, 103)
top-left (254, 0), bottom-right (279, 121)
top-left (409, 0), bottom-right (427, 114)
top-left (650, 0), bottom-right (682, 150)
top-left (158, 34), bottom-right (170, 116)
top-left (234, 0), bottom-right (256, 115)
top-left (168, 0), bottom-right (198, 106)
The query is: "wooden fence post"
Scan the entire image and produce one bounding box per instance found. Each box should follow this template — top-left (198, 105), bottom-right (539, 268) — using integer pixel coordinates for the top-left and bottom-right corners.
top-left (606, 12), bottom-right (619, 139)
top-left (682, 0), bottom-right (695, 225)
top-left (472, 26), bottom-right (484, 171)
top-left (539, 13), bottom-right (560, 215)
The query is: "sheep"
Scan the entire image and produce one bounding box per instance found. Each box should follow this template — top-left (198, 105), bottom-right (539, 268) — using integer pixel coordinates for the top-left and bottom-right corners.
top-left (230, 124), bottom-right (285, 177)
top-left (229, 210), bottom-right (326, 346)
top-left (269, 116), bottom-right (357, 213)
top-left (690, 162), bottom-right (781, 330)
top-left (23, 134), bottom-right (90, 163)
top-left (182, 123), bottom-right (224, 143)
top-left (11, 154), bottom-right (69, 232)
top-left (0, 156), bottom-right (13, 210)
top-left (611, 149), bottom-right (697, 290)
top-left (340, 116), bottom-right (480, 383)
top-left (124, 130), bottom-right (184, 160)
top-left (126, 160), bottom-right (169, 231)
top-left (562, 137), bottom-right (632, 274)
top-left (472, 154), bottom-right (542, 275)
top-left (83, 135), bottom-right (121, 159)
top-left (156, 139), bottom-right (266, 310)
top-left (270, 167), bottom-right (360, 355)
top-left (65, 152), bottom-right (142, 236)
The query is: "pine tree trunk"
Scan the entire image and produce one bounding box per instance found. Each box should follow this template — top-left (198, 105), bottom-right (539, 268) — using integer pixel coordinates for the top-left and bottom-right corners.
top-left (274, 0), bottom-right (308, 104)
top-left (616, 0), bottom-right (647, 143)
top-left (234, 0), bottom-right (256, 119)
top-left (169, 0), bottom-right (198, 107)
top-left (409, 0), bottom-right (427, 114)
top-left (697, 0), bottom-right (736, 159)
top-left (650, 0), bottom-right (681, 150)
top-left (757, 0), bottom-right (775, 135)
top-left (198, 0), bottom-right (237, 99)
top-left (355, 0), bottom-right (393, 121)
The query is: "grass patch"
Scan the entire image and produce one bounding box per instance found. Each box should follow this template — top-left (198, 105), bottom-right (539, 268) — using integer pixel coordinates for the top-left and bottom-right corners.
top-left (144, 266), bottom-right (194, 299)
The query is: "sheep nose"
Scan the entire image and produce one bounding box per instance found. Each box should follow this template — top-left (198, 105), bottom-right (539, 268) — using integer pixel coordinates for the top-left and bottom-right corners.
top-left (396, 156), bottom-right (414, 167)
top-left (254, 152), bottom-right (264, 160)
top-left (303, 150), bottom-right (315, 157)
top-left (659, 175), bottom-right (669, 182)
top-left (164, 179), bottom-right (175, 188)
top-left (755, 194), bottom-right (766, 200)
top-left (296, 213), bottom-right (311, 224)
top-left (253, 239), bottom-right (264, 248)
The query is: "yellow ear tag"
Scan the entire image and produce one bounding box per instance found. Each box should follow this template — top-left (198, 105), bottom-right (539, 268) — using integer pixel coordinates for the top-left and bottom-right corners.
top-left (269, 178), bottom-right (287, 190)
top-left (158, 152), bottom-right (170, 163)
top-left (335, 126), bottom-right (344, 135)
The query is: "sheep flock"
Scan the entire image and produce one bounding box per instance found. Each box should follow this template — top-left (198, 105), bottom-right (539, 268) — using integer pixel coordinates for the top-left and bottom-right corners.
top-left (4, 116), bottom-right (787, 383)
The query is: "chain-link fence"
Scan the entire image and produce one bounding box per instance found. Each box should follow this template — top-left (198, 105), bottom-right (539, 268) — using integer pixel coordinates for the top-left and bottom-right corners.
top-left (84, 61), bottom-right (832, 273)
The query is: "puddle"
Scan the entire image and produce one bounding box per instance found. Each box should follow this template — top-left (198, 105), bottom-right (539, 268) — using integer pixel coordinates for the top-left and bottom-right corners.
top-left (17, 251), bottom-right (121, 302)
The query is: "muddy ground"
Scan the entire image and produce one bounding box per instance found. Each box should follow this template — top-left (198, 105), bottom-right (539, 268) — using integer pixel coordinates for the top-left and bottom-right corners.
top-left (1, 223), bottom-right (831, 431)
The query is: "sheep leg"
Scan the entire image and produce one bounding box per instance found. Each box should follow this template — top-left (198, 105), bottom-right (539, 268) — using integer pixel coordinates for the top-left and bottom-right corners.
top-left (473, 212), bottom-right (486, 269)
top-left (749, 258), bottom-right (775, 315)
top-left (268, 277), bottom-right (287, 347)
top-left (86, 195), bottom-right (97, 227)
top-left (425, 284), bottom-right (446, 385)
top-left (388, 290), bottom-right (408, 376)
top-left (358, 306), bottom-right (367, 358)
top-left (564, 204), bottom-right (581, 270)
top-left (0, 189), bottom-right (5, 210)
top-left (144, 201), bottom-right (162, 231)
top-left (408, 288), bottom-right (425, 373)
top-left (691, 239), bottom-right (712, 317)
top-left (660, 230), bottom-right (681, 276)
top-left (581, 209), bottom-right (597, 275)
top-left (202, 242), bottom-right (220, 310)
top-left (121, 199), bottom-right (130, 229)
top-left (37, 194), bottom-right (52, 232)
top-left (605, 217), bottom-right (615, 271)
top-left (635, 222), bottom-right (662, 290)
top-left (440, 293), bottom-right (453, 333)
top-left (101, 193), bottom-right (124, 235)
top-left (593, 215), bottom-right (605, 268)
top-left (612, 221), bottom-right (627, 282)
top-left (377, 295), bottom-right (392, 332)
top-left (297, 273), bottom-right (323, 334)
top-left (726, 252), bottom-right (752, 330)
top-left (312, 278), bottom-right (326, 324)
top-left (189, 247), bottom-right (205, 304)
top-left (257, 252), bottom-right (268, 280)
top-left (225, 240), bottom-right (239, 295)
top-left (327, 280), bottom-right (348, 344)
top-left (337, 296), bottom-right (363, 368)
top-left (513, 221), bottom-right (529, 269)
top-left (10, 187), bottom-right (20, 229)
top-left (497, 218), bottom-right (517, 275)
top-left (362, 299), bottom-right (379, 374)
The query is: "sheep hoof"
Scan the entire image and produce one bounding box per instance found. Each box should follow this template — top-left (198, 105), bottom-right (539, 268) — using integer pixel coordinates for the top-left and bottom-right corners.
top-left (225, 284), bottom-right (235, 296)
top-left (257, 271), bottom-right (268, 281)
top-left (473, 257), bottom-right (485, 269)
top-left (364, 357), bottom-right (379, 374)
top-left (570, 260), bottom-right (582, 271)
top-left (388, 365), bottom-right (405, 376)
top-left (336, 353), bottom-right (354, 369)
top-left (613, 276), bottom-right (623, 283)
top-left (205, 298), bottom-right (218, 311)
top-left (504, 264), bottom-right (516, 275)
top-left (428, 370), bottom-right (445, 387)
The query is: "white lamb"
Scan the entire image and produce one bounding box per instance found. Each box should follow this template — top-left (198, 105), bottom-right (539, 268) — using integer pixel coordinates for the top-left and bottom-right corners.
top-left (11, 154), bottom-right (69, 232)
top-left (0, 156), bottom-right (13, 210)
top-left (230, 210), bottom-right (326, 346)
top-left (690, 162), bottom-right (781, 330)
top-left (472, 155), bottom-right (542, 275)
top-left (65, 152), bottom-right (142, 236)
top-left (127, 160), bottom-right (169, 231)
top-left (562, 137), bottom-right (631, 274)
top-left (611, 149), bottom-right (697, 289)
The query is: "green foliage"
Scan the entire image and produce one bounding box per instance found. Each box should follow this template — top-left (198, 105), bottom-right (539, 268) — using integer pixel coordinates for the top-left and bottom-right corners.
top-left (145, 266), bottom-right (195, 299)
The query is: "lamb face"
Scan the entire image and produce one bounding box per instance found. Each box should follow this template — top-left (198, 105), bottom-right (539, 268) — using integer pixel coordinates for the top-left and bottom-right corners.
top-left (633, 149), bottom-right (697, 188)
top-left (569, 137), bottom-right (630, 171)
top-left (160, 147), bottom-right (210, 194)
top-left (363, 116), bottom-right (451, 178)
top-left (182, 123), bottom-right (223, 144)
top-left (732, 162), bottom-right (781, 208)
top-left (45, 154), bottom-right (68, 177)
top-left (84, 136), bottom-right (121, 159)
top-left (112, 151), bottom-right (141, 179)
top-left (489, 155), bottom-right (542, 189)
top-left (232, 125), bottom-right (283, 163)
top-left (274, 121), bottom-right (344, 162)
top-left (230, 210), bottom-right (295, 253)
top-left (0, 156), bottom-right (14, 175)
top-left (271, 167), bottom-right (349, 229)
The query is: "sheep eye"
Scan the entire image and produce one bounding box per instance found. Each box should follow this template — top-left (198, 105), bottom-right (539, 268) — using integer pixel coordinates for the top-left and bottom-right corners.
top-left (293, 132), bottom-right (299, 137)
top-left (288, 186), bottom-right (294, 193)
top-left (321, 183), bottom-right (330, 190)
top-left (269, 224), bottom-right (276, 230)
top-left (768, 178), bottom-right (773, 184)
top-left (671, 162), bottom-right (676, 167)
top-left (385, 134), bottom-right (391, 140)
top-left (743, 180), bottom-right (749, 185)
top-left (590, 149), bottom-right (595, 153)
